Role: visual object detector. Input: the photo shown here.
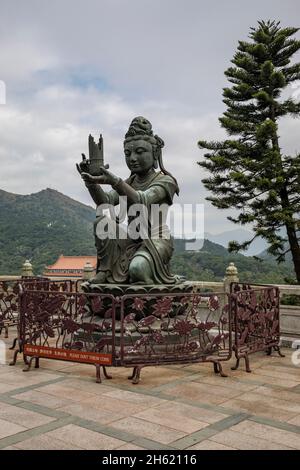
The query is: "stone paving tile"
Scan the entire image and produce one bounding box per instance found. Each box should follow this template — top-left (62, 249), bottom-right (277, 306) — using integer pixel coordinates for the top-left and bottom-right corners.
top-left (0, 370), bottom-right (63, 387)
top-left (220, 398), bottom-right (297, 423)
top-left (57, 402), bottom-right (124, 425)
top-left (34, 360), bottom-right (78, 371)
top-left (109, 417), bottom-right (186, 445)
top-left (54, 363), bottom-right (104, 378)
top-left (0, 402), bottom-right (55, 429)
top-left (45, 424), bottom-right (125, 450)
top-left (0, 415), bottom-right (79, 450)
top-left (176, 402), bottom-right (229, 424)
top-left (249, 353), bottom-right (289, 363)
top-left (34, 383), bottom-right (100, 402)
top-left (109, 366), bottom-right (188, 388)
top-left (260, 351), bottom-right (292, 364)
top-left (0, 377), bottom-right (66, 399)
top-left (0, 418), bottom-right (26, 439)
top-left (250, 415), bottom-right (300, 434)
top-left (0, 345), bottom-right (299, 450)
top-left (11, 390), bottom-right (71, 409)
top-left (183, 381), bottom-right (246, 399)
top-left (176, 363), bottom-right (212, 373)
top-left (0, 383), bottom-right (23, 394)
top-left (151, 373), bottom-right (201, 393)
top-left (288, 415), bottom-right (300, 426)
top-left (17, 401), bottom-right (69, 420)
top-left (232, 420), bottom-right (300, 450)
top-left (253, 385), bottom-right (300, 404)
top-left (160, 382), bottom-right (238, 405)
top-left (170, 427), bottom-right (220, 449)
top-left (193, 375), bottom-right (260, 392)
top-left (235, 391), bottom-right (300, 414)
top-left (134, 401), bottom-right (225, 433)
top-left (60, 378), bottom-right (113, 394)
top-left (251, 367), bottom-right (300, 382)
top-left (116, 442), bottom-right (145, 450)
top-left (134, 403), bottom-right (209, 434)
top-left (210, 429), bottom-right (293, 450)
top-left (259, 364), bottom-right (300, 377)
top-left (187, 439), bottom-right (236, 450)
top-left (14, 434), bottom-right (84, 450)
top-left (230, 371), bottom-right (299, 388)
top-left (102, 389), bottom-right (167, 407)
top-left (2, 446), bottom-right (20, 450)
top-left (82, 395), bottom-right (153, 416)
top-left (0, 362), bottom-right (17, 373)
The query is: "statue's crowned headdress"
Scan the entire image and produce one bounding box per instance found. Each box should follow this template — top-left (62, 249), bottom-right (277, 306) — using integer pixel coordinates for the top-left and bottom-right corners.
top-left (125, 116), bottom-right (154, 138)
top-left (124, 116), bottom-right (179, 194)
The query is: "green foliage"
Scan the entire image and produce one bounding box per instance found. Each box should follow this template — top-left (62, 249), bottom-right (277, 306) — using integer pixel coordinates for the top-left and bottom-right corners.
top-left (198, 20), bottom-right (300, 281)
top-left (0, 187), bottom-right (292, 285)
top-left (281, 294), bottom-right (300, 306)
top-left (171, 240), bottom-right (291, 284)
top-left (0, 188), bottom-right (96, 275)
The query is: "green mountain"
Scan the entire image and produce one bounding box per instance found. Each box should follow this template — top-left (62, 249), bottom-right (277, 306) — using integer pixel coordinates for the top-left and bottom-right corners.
top-left (171, 247), bottom-right (292, 284)
top-left (258, 246), bottom-right (293, 264)
top-left (0, 188), bottom-right (293, 283)
top-left (0, 188), bottom-right (96, 275)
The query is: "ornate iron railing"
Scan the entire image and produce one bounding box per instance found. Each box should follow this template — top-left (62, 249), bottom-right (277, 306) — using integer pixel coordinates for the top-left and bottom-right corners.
top-left (8, 283), bottom-right (284, 384)
top-left (17, 288), bottom-right (115, 383)
top-left (0, 280), bottom-right (20, 337)
top-left (118, 291), bottom-right (231, 383)
top-left (13, 288), bottom-right (231, 383)
top-left (0, 278), bottom-right (74, 342)
top-left (230, 283), bottom-right (284, 372)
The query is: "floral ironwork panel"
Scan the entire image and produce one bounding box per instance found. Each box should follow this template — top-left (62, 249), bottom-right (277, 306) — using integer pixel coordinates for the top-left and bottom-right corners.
top-left (120, 292), bottom-right (231, 365)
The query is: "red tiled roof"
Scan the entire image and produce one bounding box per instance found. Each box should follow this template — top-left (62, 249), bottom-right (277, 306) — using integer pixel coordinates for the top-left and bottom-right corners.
top-left (46, 272), bottom-right (85, 278)
top-left (45, 255), bottom-right (97, 271)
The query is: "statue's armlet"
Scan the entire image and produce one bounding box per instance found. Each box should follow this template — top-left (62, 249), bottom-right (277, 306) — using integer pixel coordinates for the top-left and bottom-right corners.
top-left (142, 179), bottom-right (176, 205)
top-left (107, 189), bottom-right (119, 206)
top-left (139, 185), bottom-right (169, 205)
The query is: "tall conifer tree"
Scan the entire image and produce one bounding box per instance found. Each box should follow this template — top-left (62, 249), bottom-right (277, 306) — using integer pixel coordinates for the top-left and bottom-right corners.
top-left (198, 20), bottom-right (300, 281)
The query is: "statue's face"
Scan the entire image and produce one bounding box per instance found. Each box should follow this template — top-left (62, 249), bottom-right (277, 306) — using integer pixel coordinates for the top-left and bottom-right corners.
top-left (124, 139), bottom-right (154, 175)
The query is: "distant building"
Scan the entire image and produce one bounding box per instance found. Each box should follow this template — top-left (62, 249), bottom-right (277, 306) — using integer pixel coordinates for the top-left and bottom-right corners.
top-left (44, 255), bottom-right (97, 280)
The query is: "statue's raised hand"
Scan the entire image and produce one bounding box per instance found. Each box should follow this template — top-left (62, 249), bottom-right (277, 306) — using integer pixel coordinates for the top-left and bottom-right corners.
top-left (81, 166), bottom-right (120, 187)
top-left (76, 153), bottom-right (90, 175)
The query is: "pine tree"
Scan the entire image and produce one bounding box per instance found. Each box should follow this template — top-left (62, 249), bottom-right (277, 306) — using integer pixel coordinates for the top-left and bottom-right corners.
top-left (198, 20), bottom-right (300, 282)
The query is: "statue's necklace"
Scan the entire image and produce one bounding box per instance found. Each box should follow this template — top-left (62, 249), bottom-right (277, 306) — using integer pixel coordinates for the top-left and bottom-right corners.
top-left (134, 171), bottom-right (158, 190)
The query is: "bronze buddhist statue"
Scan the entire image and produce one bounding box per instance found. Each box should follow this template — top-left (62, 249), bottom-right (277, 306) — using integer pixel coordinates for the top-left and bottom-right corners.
top-left (77, 116), bottom-right (180, 285)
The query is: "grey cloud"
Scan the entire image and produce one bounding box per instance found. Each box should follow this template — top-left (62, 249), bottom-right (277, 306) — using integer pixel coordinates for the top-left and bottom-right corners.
top-left (0, 0), bottom-right (299, 235)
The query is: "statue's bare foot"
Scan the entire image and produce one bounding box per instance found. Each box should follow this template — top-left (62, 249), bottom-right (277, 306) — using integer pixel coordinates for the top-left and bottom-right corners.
top-left (89, 271), bottom-right (108, 284)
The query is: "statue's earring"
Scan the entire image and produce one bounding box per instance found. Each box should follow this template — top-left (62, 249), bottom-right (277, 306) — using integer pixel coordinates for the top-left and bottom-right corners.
top-left (153, 157), bottom-right (158, 169)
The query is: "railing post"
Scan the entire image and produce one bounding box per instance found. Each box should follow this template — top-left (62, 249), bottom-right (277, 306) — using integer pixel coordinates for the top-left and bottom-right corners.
top-left (21, 260), bottom-right (33, 277)
top-left (83, 261), bottom-right (94, 281)
top-left (223, 262), bottom-right (239, 293)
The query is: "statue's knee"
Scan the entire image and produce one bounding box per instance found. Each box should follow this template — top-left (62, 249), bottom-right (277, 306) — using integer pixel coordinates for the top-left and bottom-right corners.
top-left (129, 257), bottom-right (152, 283)
top-left (129, 258), bottom-right (142, 280)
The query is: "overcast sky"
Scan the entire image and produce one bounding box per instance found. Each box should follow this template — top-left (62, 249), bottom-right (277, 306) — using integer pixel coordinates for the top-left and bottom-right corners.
top-left (0, 0), bottom-right (300, 235)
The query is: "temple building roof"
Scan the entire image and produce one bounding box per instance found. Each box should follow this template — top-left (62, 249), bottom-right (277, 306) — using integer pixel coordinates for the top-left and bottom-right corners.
top-left (44, 255), bottom-right (97, 278)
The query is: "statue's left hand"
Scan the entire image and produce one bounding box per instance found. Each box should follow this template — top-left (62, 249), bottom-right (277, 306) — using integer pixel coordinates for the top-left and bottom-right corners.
top-left (81, 166), bottom-right (120, 186)
top-left (76, 153), bottom-right (90, 175)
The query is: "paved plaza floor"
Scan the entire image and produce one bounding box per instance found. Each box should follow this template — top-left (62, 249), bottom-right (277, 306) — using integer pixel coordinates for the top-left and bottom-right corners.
top-left (0, 332), bottom-right (300, 450)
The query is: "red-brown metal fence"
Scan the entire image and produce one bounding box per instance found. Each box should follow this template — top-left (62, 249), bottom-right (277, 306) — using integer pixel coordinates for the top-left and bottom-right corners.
top-left (230, 283), bottom-right (283, 372)
top-left (6, 282), bottom-right (284, 384)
